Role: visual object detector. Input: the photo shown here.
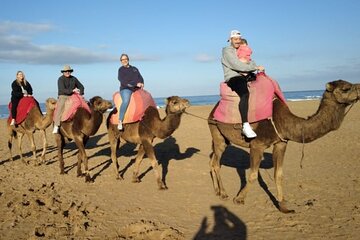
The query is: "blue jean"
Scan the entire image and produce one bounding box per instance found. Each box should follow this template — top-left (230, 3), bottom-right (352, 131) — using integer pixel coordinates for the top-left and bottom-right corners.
top-left (119, 88), bottom-right (132, 122)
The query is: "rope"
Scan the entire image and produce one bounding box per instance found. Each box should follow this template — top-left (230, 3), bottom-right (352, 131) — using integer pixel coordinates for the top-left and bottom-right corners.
top-left (183, 110), bottom-right (209, 121)
top-left (270, 118), bottom-right (287, 142)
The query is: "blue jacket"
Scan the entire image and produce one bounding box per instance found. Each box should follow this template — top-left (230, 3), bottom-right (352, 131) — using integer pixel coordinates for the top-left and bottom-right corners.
top-left (118, 65), bottom-right (144, 90)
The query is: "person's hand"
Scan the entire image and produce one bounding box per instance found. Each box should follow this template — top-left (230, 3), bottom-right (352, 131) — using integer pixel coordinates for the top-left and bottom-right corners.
top-left (136, 83), bottom-right (144, 89)
top-left (257, 66), bottom-right (265, 72)
top-left (73, 88), bottom-right (80, 94)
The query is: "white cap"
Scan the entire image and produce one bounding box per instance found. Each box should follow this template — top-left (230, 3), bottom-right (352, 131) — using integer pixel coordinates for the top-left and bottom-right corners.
top-left (228, 30), bottom-right (242, 41)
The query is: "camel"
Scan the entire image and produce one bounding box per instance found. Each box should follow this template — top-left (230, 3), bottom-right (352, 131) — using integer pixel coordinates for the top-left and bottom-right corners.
top-left (208, 80), bottom-right (360, 213)
top-left (107, 96), bottom-right (190, 189)
top-left (7, 97), bottom-right (57, 165)
top-left (55, 96), bottom-right (112, 182)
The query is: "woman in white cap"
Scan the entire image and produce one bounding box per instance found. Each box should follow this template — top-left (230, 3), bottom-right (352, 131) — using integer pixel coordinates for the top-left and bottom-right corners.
top-left (221, 30), bottom-right (264, 138)
top-left (53, 65), bottom-right (84, 133)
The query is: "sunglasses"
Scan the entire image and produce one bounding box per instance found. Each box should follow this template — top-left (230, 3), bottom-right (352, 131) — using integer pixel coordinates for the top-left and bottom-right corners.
top-left (120, 58), bottom-right (128, 61)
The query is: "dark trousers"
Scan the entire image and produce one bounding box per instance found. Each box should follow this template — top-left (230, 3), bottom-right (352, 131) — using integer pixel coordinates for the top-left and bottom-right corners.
top-left (226, 76), bottom-right (249, 122)
top-left (11, 97), bottom-right (21, 119)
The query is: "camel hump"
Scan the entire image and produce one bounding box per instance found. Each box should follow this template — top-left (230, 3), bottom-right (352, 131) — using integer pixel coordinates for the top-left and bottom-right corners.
top-left (8, 96), bottom-right (38, 124)
top-left (53, 93), bottom-right (91, 122)
top-left (213, 72), bottom-right (287, 124)
top-left (110, 89), bottom-right (156, 125)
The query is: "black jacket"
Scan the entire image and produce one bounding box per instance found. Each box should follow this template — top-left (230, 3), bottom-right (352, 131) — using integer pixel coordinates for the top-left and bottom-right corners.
top-left (57, 75), bottom-right (84, 96)
top-left (11, 80), bottom-right (33, 99)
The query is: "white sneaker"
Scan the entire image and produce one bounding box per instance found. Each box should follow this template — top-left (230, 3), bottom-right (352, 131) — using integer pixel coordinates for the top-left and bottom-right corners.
top-left (10, 119), bottom-right (16, 126)
top-left (52, 125), bottom-right (59, 134)
top-left (117, 121), bottom-right (123, 131)
top-left (242, 122), bottom-right (257, 138)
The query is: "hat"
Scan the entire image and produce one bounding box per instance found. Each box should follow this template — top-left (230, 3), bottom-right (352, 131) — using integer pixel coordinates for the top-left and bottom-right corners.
top-left (61, 65), bottom-right (73, 73)
top-left (227, 30), bottom-right (242, 41)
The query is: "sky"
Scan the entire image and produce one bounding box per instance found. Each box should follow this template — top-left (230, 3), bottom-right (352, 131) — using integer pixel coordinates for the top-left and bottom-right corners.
top-left (1, 0), bottom-right (360, 104)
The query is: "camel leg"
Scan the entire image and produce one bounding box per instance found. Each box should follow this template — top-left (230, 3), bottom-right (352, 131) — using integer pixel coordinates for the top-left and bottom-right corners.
top-left (8, 129), bottom-right (14, 161)
top-left (16, 132), bottom-right (26, 164)
top-left (25, 132), bottom-right (37, 164)
top-left (233, 145), bottom-right (264, 205)
top-left (132, 144), bottom-right (145, 183)
top-left (110, 133), bottom-right (122, 180)
top-left (142, 140), bottom-right (167, 190)
top-left (210, 140), bottom-right (228, 200)
top-left (38, 129), bottom-right (48, 165)
top-left (55, 134), bottom-right (65, 174)
top-left (209, 124), bottom-right (229, 200)
top-left (273, 142), bottom-right (295, 213)
top-left (75, 136), bottom-right (91, 182)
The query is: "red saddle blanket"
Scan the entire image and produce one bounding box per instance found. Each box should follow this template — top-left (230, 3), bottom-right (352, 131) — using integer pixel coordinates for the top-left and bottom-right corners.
top-left (53, 93), bottom-right (91, 122)
top-left (213, 72), bottom-right (287, 124)
top-left (8, 96), bottom-right (38, 124)
top-left (110, 89), bottom-right (156, 125)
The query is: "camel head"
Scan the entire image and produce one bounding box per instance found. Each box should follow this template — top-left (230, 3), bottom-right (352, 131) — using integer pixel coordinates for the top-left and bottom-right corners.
top-left (89, 96), bottom-right (113, 113)
top-left (325, 80), bottom-right (360, 105)
top-left (45, 98), bottom-right (57, 111)
top-left (165, 96), bottom-right (190, 114)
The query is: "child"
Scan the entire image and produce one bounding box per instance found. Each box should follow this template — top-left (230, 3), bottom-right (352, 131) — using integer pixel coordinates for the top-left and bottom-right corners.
top-left (236, 38), bottom-right (252, 64)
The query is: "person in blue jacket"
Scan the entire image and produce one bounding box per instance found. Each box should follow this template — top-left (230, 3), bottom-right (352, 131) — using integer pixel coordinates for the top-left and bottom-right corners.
top-left (117, 53), bottom-right (144, 130)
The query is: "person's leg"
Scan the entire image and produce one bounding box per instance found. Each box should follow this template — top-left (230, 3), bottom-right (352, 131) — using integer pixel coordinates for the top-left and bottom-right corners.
top-left (118, 88), bottom-right (132, 130)
top-left (10, 97), bottom-right (20, 125)
top-left (227, 76), bottom-right (249, 122)
top-left (227, 76), bottom-right (256, 138)
top-left (53, 95), bottom-right (67, 133)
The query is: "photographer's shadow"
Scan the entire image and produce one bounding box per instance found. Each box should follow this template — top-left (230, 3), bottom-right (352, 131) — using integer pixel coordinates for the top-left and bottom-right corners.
top-left (193, 205), bottom-right (247, 240)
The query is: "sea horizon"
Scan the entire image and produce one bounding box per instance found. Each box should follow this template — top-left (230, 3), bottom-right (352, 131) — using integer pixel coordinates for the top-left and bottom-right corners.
top-left (0, 89), bottom-right (324, 119)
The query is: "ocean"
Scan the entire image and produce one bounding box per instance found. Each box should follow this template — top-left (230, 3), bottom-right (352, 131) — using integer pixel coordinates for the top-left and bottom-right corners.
top-left (0, 90), bottom-right (323, 119)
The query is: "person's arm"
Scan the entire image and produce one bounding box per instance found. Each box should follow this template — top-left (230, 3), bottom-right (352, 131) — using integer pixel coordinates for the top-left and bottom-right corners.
top-left (135, 67), bottom-right (144, 88)
top-left (26, 82), bottom-right (33, 95)
top-left (222, 47), bottom-right (258, 72)
top-left (11, 81), bottom-right (23, 98)
top-left (74, 77), bottom-right (85, 95)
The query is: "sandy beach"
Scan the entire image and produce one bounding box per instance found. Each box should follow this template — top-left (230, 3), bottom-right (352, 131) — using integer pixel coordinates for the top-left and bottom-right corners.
top-left (1, 100), bottom-right (360, 239)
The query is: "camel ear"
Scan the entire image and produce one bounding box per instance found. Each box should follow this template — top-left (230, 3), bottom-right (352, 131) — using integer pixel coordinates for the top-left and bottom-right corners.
top-left (164, 97), bottom-right (169, 105)
top-left (326, 82), bottom-right (335, 92)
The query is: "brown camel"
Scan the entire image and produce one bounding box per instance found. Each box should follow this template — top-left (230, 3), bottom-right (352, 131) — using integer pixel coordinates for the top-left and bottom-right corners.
top-left (55, 96), bottom-right (112, 182)
top-left (107, 96), bottom-right (190, 189)
top-left (208, 80), bottom-right (360, 213)
top-left (7, 97), bottom-right (57, 165)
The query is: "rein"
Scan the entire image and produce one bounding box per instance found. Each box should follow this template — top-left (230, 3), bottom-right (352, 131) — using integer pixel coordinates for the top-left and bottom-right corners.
top-left (184, 111), bottom-right (209, 121)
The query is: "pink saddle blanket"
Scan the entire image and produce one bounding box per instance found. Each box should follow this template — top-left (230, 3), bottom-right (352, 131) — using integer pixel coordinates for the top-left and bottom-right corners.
top-left (110, 89), bottom-right (156, 125)
top-left (8, 96), bottom-right (38, 124)
top-left (53, 93), bottom-right (91, 122)
top-left (213, 72), bottom-right (287, 124)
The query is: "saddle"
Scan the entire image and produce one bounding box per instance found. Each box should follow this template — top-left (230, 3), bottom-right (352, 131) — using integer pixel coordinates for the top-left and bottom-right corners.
top-left (109, 89), bottom-right (156, 125)
top-left (53, 93), bottom-right (91, 122)
top-left (213, 72), bottom-right (287, 124)
top-left (8, 96), bottom-right (38, 124)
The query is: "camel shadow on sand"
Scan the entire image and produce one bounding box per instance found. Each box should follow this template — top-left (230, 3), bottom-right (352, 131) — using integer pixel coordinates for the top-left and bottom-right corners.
top-left (138, 136), bottom-right (200, 185)
top-left (108, 136), bottom-right (199, 185)
top-left (193, 205), bottom-right (247, 240)
top-left (45, 133), bottom-right (109, 175)
top-left (219, 145), bottom-right (281, 210)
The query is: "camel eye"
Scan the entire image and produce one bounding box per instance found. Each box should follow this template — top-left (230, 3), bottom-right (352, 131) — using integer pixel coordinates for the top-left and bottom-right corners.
top-left (342, 87), bottom-right (351, 93)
